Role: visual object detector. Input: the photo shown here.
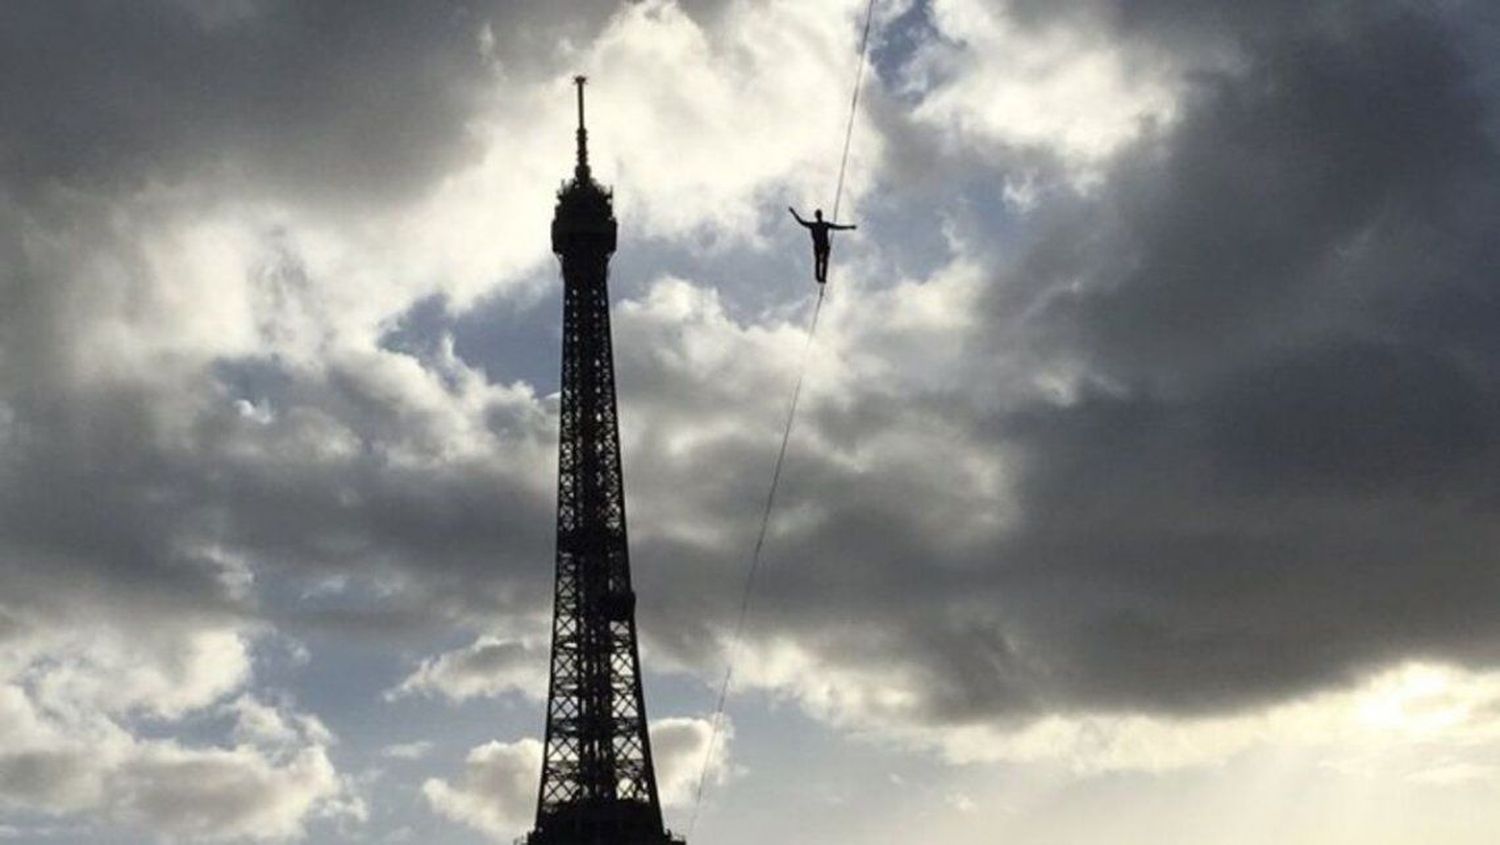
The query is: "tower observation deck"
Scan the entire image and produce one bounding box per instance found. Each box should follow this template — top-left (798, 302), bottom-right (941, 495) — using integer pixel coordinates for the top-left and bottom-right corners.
top-left (526, 77), bottom-right (681, 845)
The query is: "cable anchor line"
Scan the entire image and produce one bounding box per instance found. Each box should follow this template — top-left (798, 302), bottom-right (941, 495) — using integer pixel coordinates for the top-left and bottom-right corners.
top-left (686, 0), bottom-right (877, 834)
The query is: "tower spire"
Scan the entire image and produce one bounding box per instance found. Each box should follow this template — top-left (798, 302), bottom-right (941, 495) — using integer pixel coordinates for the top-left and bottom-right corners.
top-left (573, 75), bottom-right (590, 181)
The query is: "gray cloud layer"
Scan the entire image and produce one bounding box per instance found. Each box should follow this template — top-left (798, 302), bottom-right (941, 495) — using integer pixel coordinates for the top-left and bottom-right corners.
top-left (974, 0), bottom-right (1500, 714)
top-left (4, 0), bottom-right (1500, 838)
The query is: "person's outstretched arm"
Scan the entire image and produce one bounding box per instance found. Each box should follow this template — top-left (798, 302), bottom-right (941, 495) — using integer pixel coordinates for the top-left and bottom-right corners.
top-left (832, 222), bottom-right (858, 231)
top-left (788, 206), bottom-right (810, 226)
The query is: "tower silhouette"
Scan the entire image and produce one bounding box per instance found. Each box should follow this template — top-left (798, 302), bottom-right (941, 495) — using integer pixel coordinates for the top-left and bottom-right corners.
top-left (527, 77), bottom-right (679, 845)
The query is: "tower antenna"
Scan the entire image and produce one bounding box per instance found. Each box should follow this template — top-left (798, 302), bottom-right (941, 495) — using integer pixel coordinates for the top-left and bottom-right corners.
top-left (573, 75), bottom-right (590, 180)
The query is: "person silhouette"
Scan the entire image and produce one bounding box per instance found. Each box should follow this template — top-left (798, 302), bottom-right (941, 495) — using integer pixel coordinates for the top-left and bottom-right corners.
top-left (788, 206), bottom-right (856, 284)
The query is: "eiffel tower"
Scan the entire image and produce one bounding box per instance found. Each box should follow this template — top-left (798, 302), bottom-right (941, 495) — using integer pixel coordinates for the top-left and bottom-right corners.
top-left (527, 77), bottom-right (680, 845)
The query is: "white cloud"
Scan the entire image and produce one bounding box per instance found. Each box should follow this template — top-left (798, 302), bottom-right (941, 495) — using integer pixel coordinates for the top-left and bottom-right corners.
top-left (422, 738), bottom-right (542, 842)
top-left (227, 695), bottom-right (335, 751)
top-left (27, 628), bottom-right (252, 722)
top-left (580, 0), bottom-right (882, 241)
top-left (909, 0), bottom-right (1183, 168)
top-left (0, 619), bottom-right (360, 841)
top-left (389, 636), bottom-right (549, 703)
top-left (109, 741), bottom-right (358, 842)
top-left (648, 716), bottom-right (733, 808)
top-left (746, 655), bottom-right (1500, 781)
top-left (380, 741), bottom-right (435, 762)
top-left (422, 717), bottom-right (730, 841)
top-left (946, 791), bottom-right (977, 813)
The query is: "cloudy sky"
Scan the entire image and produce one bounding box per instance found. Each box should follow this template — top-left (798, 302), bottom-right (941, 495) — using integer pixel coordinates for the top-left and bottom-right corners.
top-left (4, 0), bottom-right (1500, 842)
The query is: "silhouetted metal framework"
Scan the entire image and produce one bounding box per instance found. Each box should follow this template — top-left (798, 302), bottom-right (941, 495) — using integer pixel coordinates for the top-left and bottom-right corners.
top-left (527, 77), bottom-right (679, 845)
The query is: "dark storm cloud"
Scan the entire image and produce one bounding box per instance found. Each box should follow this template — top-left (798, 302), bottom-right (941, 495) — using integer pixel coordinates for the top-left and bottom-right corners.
top-left (948, 0), bottom-right (1500, 715)
top-left (2, 1), bottom-right (473, 203)
top-left (0, 0), bottom-right (648, 205)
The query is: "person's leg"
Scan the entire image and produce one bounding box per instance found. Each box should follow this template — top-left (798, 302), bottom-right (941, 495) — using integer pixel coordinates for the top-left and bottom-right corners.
top-left (816, 249), bottom-right (828, 282)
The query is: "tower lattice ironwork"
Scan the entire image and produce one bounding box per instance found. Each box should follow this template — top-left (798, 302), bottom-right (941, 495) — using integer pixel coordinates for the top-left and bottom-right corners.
top-left (527, 77), bottom-right (679, 845)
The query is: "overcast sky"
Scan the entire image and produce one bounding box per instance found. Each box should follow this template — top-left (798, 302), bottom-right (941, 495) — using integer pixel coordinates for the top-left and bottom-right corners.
top-left (4, 0), bottom-right (1500, 842)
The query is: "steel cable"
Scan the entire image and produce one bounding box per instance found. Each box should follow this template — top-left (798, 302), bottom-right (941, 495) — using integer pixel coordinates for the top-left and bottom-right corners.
top-left (684, 0), bottom-right (877, 835)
